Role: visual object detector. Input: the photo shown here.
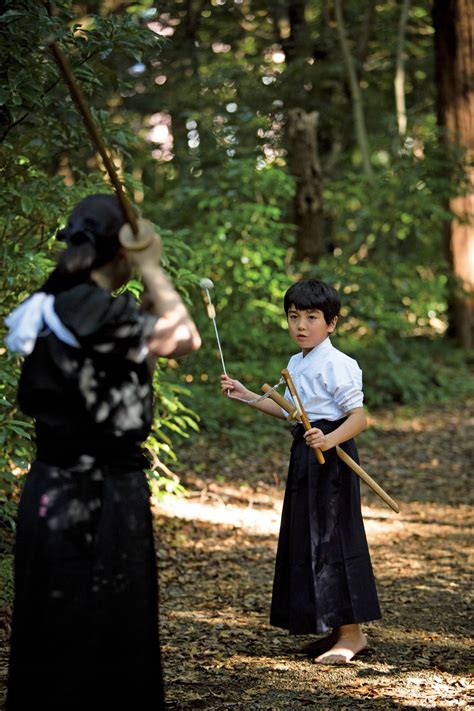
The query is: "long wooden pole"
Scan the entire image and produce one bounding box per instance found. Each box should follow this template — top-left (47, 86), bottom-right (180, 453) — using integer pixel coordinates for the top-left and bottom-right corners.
top-left (50, 39), bottom-right (156, 251)
top-left (265, 379), bottom-right (400, 514)
top-left (49, 41), bottom-right (138, 234)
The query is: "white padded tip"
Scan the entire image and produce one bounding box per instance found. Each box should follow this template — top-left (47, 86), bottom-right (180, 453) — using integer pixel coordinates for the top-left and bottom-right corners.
top-left (199, 278), bottom-right (214, 289)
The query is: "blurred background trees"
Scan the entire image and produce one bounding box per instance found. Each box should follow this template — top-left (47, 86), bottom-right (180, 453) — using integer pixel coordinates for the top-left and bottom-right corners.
top-left (433, 0), bottom-right (473, 349)
top-left (1, 0), bottom-right (473, 538)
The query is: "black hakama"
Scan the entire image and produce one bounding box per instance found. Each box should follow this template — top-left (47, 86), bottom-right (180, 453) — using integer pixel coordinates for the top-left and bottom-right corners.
top-left (7, 456), bottom-right (164, 711)
top-left (270, 418), bottom-right (381, 635)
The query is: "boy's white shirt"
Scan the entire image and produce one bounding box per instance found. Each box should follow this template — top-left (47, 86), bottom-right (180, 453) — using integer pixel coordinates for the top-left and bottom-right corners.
top-left (283, 336), bottom-right (364, 421)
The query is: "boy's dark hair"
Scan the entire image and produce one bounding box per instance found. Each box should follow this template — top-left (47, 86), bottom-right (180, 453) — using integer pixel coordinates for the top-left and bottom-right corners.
top-left (284, 279), bottom-right (340, 324)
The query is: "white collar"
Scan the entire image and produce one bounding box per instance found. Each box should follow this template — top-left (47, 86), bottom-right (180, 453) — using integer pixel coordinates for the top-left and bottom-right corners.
top-left (5, 292), bottom-right (80, 355)
top-left (295, 336), bottom-right (333, 363)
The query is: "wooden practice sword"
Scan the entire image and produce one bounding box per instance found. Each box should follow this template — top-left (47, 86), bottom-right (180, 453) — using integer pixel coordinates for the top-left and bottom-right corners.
top-left (263, 374), bottom-right (400, 514)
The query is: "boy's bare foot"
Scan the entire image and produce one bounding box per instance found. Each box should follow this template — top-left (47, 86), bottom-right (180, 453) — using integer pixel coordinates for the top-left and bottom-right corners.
top-left (297, 631), bottom-right (337, 656)
top-left (313, 624), bottom-right (367, 665)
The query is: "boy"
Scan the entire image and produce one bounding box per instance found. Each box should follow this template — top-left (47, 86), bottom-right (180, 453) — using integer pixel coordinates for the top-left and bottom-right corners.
top-left (220, 279), bottom-right (381, 664)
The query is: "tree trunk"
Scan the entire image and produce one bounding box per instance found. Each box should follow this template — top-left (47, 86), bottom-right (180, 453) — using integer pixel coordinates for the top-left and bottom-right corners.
top-left (433, 0), bottom-right (474, 348)
top-left (283, 0), bottom-right (307, 62)
top-left (287, 109), bottom-right (324, 262)
top-left (356, 0), bottom-right (376, 80)
top-left (394, 0), bottom-right (411, 137)
top-left (271, 0), bottom-right (326, 262)
top-left (334, 0), bottom-right (373, 178)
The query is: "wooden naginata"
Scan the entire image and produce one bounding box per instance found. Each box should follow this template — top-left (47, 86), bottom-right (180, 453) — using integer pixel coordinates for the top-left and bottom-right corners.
top-left (48, 27), bottom-right (154, 252)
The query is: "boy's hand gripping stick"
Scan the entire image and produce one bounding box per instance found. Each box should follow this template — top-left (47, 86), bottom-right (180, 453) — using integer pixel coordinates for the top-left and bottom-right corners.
top-left (281, 369), bottom-right (325, 465)
top-left (263, 382), bottom-right (400, 513)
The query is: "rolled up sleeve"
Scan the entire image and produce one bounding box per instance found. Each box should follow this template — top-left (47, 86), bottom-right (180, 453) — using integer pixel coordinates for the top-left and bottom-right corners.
top-left (323, 359), bottom-right (364, 414)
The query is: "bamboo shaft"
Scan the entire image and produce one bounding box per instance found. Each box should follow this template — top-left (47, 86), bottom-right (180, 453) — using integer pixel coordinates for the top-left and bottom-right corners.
top-left (261, 384), bottom-right (299, 420)
top-left (264, 384), bottom-right (400, 514)
top-left (49, 42), bottom-right (138, 235)
top-left (262, 388), bottom-right (302, 422)
top-left (281, 369), bottom-right (325, 465)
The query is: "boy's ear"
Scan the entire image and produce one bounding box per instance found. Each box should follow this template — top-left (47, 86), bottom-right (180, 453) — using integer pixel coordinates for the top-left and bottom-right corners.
top-left (328, 315), bottom-right (338, 333)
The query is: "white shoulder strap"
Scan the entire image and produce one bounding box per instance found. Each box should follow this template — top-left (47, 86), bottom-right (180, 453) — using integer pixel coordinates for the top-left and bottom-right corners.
top-left (5, 292), bottom-right (80, 355)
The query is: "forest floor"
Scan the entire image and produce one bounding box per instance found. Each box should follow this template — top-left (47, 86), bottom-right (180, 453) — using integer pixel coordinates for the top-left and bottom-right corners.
top-left (0, 399), bottom-right (473, 709)
top-left (156, 398), bottom-right (473, 709)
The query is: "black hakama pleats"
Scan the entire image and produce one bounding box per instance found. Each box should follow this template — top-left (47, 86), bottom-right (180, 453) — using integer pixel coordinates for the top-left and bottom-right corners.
top-left (7, 457), bottom-right (164, 710)
top-left (270, 419), bottom-right (381, 635)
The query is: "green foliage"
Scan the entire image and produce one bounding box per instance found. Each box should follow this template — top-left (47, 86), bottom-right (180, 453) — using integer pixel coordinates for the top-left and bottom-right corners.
top-left (148, 366), bottom-right (200, 462)
top-left (146, 469), bottom-right (187, 503)
top-left (148, 159), bottom-right (295, 433)
top-left (352, 339), bottom-right (474, 408)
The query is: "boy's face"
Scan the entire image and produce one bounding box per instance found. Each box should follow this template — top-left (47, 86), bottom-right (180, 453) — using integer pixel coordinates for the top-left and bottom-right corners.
top-left (287, 304), bottom-right (337, 355)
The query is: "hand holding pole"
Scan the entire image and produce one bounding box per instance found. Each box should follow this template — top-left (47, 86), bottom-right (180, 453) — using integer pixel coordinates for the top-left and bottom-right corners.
top-left (263, 382), bottom-right (400, 513)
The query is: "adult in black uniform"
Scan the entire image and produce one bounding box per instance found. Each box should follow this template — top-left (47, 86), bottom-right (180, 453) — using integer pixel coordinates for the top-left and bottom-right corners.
top-left (5, 194), bottom-right (201, 710)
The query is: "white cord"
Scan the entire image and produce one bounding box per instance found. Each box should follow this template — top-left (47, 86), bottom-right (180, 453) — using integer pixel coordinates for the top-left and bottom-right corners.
top-left (227, 376), bottom-right (285, 405)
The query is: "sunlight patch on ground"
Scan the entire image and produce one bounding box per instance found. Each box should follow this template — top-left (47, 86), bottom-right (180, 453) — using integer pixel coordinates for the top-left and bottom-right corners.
top-left (157, 495), bottom-right (406, 539)
top-left (156, 496), bottom-right (282, 534)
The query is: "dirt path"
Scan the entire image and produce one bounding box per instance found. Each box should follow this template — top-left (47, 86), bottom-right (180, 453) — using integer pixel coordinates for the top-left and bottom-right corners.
top-left (156, 400), bottom-right (474, 709)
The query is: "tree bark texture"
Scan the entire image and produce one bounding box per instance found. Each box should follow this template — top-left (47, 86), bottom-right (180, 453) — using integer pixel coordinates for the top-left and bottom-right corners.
top-left (272, 0), bottom-right (326, 262)
top-left (433, 0), bottom-right (474, 348)
top-left (287, 108), bottom-right (324, 262)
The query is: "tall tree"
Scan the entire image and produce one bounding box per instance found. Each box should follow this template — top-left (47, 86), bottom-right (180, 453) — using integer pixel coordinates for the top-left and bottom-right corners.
top-left (433, 0), bottom-right (474, 348)
top-left (334, 0), bottom-right (373, 179)
top-left (286, 108), bottom-right (324, 261)
top-left (273, 0), bottom-right (325, 262)
top-left (394, 0), bottom-right (411, 137)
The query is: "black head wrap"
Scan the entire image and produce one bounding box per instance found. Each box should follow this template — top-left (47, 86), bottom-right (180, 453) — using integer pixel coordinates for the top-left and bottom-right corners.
top-left (57, 194), bottom-right (125, 268)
